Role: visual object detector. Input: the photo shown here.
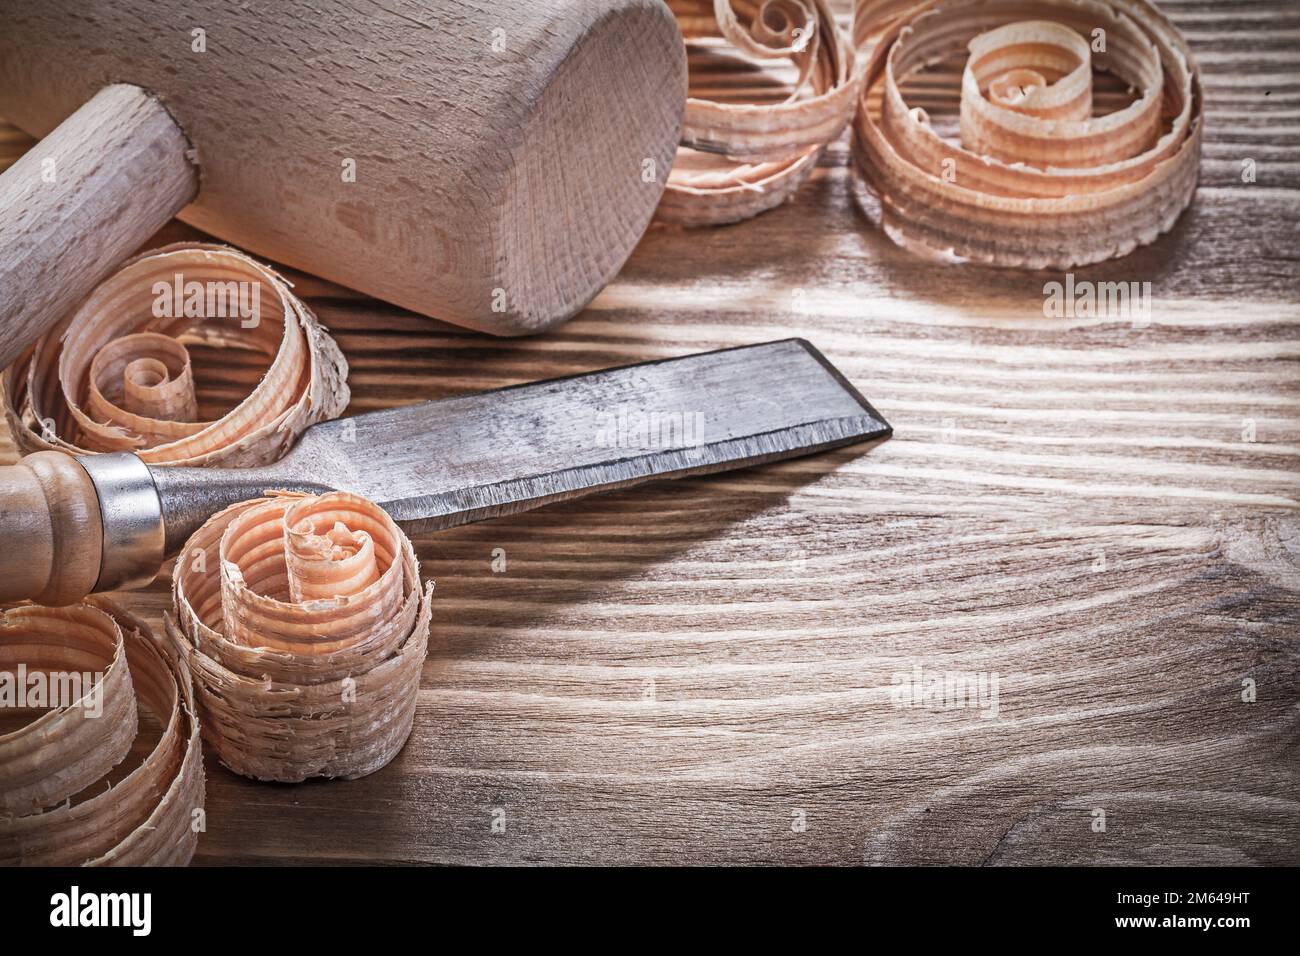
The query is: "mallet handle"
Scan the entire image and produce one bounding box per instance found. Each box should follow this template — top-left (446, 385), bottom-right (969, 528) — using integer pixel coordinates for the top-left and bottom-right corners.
top-left (0, 84), bottom-right (197, 371)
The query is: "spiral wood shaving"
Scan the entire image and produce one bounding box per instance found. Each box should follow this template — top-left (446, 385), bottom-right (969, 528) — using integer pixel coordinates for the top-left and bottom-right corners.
top-left (3, 242), bottom-right (349, 467)
top-left (660, 0), bottom-right (1200, 267)
top-left (659, 0), bottom-right (858, 225)
top-left (168, 492), bottom-right (433, 783)
top-left (851, 0), bottom-right (1202, 267)
top-left (0, 598), bottom-right (204, 866)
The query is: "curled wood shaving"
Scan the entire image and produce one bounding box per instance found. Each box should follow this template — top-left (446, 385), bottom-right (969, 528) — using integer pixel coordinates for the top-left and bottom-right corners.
top-left (0, 598), bottom-right (204, 866)
top-left (659, 0), bottom-right (859, 225)
top-left (657, 1), bottom-right (1200, 266)
top-left (851, 0), bottom-right (1202, 267)
top-left (3, 242), bottom-right (349, 467)
top-left (168, 492), bottom-right (433, 783)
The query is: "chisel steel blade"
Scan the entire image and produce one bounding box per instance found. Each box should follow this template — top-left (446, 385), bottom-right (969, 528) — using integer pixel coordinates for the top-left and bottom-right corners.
top-left (151, 339), bottom-right (890, 548)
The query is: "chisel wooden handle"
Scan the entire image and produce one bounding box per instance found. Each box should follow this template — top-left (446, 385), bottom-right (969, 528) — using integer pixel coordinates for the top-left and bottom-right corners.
top-left (0, 453), bottom-right (104, 606)
top-left (0, 447), bottom-right (319, 606)
top-left (0, 451), bottom-right (174, 606)
top-left (0, 84), bottom-right (198, 371)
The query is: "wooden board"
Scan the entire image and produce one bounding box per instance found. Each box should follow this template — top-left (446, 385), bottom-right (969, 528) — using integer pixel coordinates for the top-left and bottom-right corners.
top-left (3, 0), bottom-right (1298, 865)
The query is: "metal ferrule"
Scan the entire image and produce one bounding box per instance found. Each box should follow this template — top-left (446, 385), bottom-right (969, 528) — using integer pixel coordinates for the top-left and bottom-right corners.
top-left (76, 452), bottom-right (166, 593)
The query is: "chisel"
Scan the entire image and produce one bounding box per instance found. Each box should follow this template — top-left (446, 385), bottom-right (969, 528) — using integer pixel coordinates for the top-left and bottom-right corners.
top-left (0, 339), bottom-right (890, 605)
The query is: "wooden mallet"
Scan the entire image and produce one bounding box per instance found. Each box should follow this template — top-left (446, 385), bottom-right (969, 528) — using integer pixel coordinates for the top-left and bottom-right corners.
top-left (0, 0), bottom-right (687, 371)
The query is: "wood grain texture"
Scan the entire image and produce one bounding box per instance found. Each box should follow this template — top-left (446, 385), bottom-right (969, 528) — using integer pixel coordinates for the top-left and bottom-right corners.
top-left (2, 0), bottom-right (1298, 865)
top-left (0, 121), bottom-right (34, 175)
top-left (0, 0), bottom-right (686, 334)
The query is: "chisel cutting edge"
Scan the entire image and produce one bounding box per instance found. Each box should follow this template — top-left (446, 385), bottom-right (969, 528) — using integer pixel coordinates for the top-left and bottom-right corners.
top-left (0, 339), bottom-right (891, 605)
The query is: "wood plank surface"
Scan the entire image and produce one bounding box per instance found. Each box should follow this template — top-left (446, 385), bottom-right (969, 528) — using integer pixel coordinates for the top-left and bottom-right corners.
top-left (3, 0), bottom-right (1299, 865)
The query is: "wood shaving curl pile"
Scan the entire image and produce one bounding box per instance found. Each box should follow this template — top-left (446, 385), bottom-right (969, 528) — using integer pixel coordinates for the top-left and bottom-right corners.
top-left (3, 242), bottom-right (349, 467)
top-left (852, 0), bottom-right (1202, 267)
top-left (659, 0), bottom-right (858, 225)
top-left (168, 492), bottom-right (433, 783)
top-left (659, 0), bottom-right (1201, 268)
top-left (0, 598), bottom-right (204, 866)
